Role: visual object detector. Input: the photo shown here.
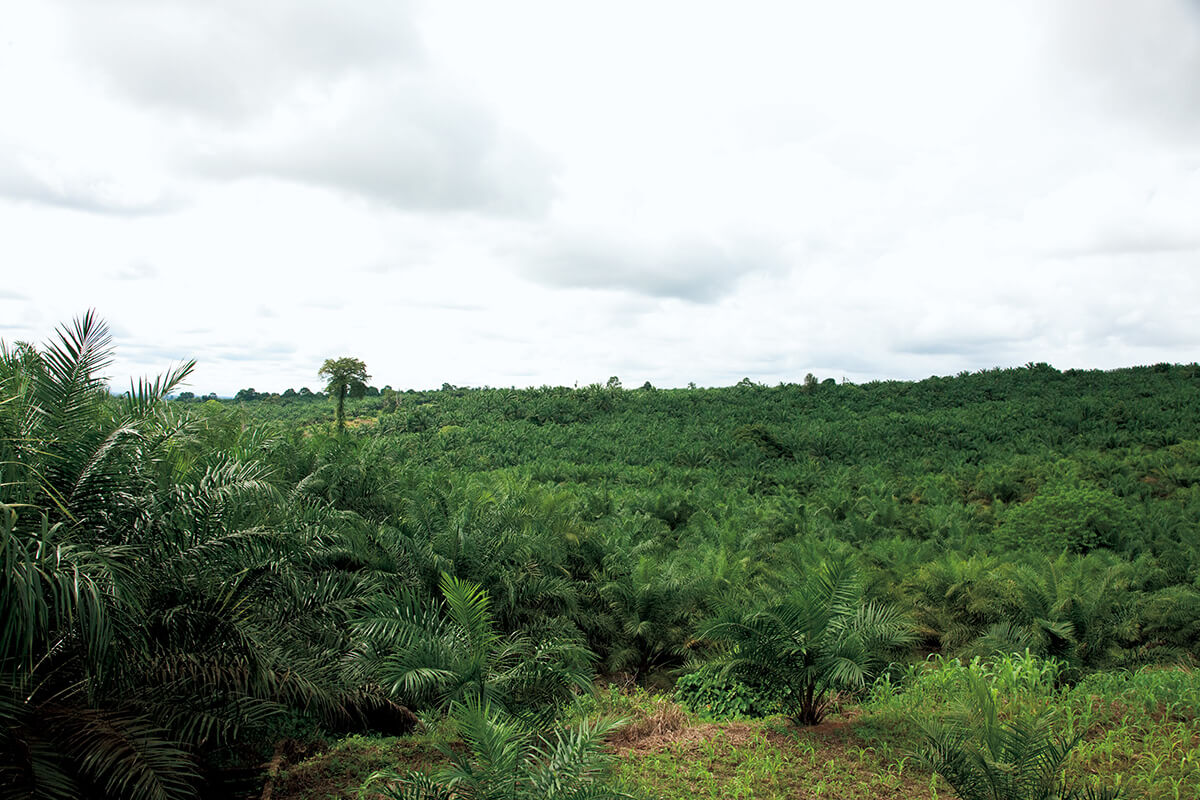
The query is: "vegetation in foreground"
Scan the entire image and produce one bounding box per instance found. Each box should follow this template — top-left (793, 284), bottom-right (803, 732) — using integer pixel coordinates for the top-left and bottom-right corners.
top-left (269, 654), bottom-right (1196, 800)
top-left (3, 314), bottom-right (1199, 799)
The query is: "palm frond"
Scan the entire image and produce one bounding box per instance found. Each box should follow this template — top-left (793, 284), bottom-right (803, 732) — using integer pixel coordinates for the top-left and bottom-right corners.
top-left (33, 311), bottom-right (113, 433)
top-left (439, 573), bottom-right (498, 655)
top-left (122, 361), bottom-right (197, 419)
top-left (50, 705), bottom-right (199, 800)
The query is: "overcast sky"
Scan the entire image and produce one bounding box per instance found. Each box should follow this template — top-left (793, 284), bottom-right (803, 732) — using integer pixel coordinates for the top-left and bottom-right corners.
top-left (2, 1), bottom-right (1199, 394)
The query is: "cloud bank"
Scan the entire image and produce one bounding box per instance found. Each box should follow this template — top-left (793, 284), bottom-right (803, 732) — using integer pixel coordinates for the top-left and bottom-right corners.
top-left (0, 0), bottom-right (1197, 393)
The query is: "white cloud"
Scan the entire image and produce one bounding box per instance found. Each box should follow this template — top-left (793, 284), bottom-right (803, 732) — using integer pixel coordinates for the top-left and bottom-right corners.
top-left (109, 262), bottom-right (159, 281)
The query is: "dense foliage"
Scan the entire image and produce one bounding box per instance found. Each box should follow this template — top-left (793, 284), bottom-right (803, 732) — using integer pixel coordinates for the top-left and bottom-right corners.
top-left (234, 358), bottom-right (1200, 677)
top-left (0, 318), bottom-right (421, 798)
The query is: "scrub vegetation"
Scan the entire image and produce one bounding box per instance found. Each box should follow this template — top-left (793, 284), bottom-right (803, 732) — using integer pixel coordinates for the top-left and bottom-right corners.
top-left (3, 315), bottom-right (1198, 799)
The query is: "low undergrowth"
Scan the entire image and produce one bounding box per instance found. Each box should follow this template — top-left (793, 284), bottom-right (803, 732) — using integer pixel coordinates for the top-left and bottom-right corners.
top-left (866, 653), bottom-right (1200, 800)
top-left (271, 658), bottom-right (1199, 800)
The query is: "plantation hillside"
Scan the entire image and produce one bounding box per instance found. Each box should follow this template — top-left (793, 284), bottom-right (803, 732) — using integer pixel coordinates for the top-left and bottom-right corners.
top-left (231, 362), bottom-right (1200, 677)
top-left (4, 317), bottom-right (1198, 799)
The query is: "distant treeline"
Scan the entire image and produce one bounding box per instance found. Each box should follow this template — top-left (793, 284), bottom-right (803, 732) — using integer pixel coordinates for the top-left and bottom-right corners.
top-left (176, 385), bottom-right (390, 402)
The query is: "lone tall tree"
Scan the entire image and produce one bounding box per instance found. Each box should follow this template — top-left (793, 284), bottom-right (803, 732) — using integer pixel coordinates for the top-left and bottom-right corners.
top-left (319, 357), bottom-right (370, 432)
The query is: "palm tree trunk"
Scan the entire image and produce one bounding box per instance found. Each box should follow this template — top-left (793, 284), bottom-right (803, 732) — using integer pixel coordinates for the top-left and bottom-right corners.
top-left (797, 681), bottom-right (823, 725)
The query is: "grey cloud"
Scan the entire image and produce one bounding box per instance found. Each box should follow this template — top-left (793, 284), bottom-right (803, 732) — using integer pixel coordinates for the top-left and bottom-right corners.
top-left (49, 0), bottom-right (555, 218)
top-left (194, 81), bottom-right (556, 216)
top-left (122, 339), bottom-right (299, 364)
top-left (214, 353), bottom-right (278, 363)
top-left (891, 307), bottom-right (1043, 359)
top-left (63, 0), bottom-right (422, 122)
top-left (1052, 0), bottom-right (1200, 139)
top-left (895, 335), bottom-right (1023, 357)
top-left (0, 155), bottom-right (177, 215)
top-left (0, 290), bottom-right (29, 300)
top-left (1085, 308), bottom-right (1199, 350)
top-left (522, 232), bottom-right (785, 303)
top-left (359, 243), bottom-right (437, 274)
top-left (302, 299), bottom-right (343, 311)
top-left (389, 293), bottom-right (485, 312)
top-left (1118, 324), bottom-right (1197, 349)
top-left (361, 262), bottom-right (405, 275)
top-left (1051, 234), bottom-right (1200, 260)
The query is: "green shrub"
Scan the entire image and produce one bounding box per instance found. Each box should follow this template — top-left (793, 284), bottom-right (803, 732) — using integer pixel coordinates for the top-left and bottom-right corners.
top-left (673, 663), bottom-right (781, 719)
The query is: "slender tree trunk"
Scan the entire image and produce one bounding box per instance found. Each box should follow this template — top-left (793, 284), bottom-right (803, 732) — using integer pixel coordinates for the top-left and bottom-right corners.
top-left (336, 384), bottom-right (347, 432)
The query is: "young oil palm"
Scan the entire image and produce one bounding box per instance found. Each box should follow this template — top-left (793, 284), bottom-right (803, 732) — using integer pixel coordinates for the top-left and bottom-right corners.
top-left (352, 573), bottom-right (595, 723)
top-left (913, 673), bottom-right (1121, 800)
top-left (365, 700), bottom-right (632, 800)
top-left (702, 557), bottom-right (914, 725)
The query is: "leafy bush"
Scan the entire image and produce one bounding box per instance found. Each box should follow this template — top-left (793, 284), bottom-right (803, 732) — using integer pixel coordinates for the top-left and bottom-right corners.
top-left (971, 457), bottom-right (1038, 504)
top-left (673, 663), bottom-right (780, 719)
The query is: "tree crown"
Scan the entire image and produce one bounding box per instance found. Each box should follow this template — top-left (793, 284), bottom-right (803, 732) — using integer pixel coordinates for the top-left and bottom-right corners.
top-left (319, 357), bottom-right (370, 397)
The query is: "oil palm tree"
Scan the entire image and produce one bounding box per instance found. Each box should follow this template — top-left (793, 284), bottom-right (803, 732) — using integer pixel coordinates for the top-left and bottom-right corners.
top-left (1, 315), bottom-right (395, 798)
top-left (702, 557), bottom-right (915, 725)
top-left (2, 313), bottom-right (204, 798)
top-left (903, 552), bottom-right (1139, 670)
